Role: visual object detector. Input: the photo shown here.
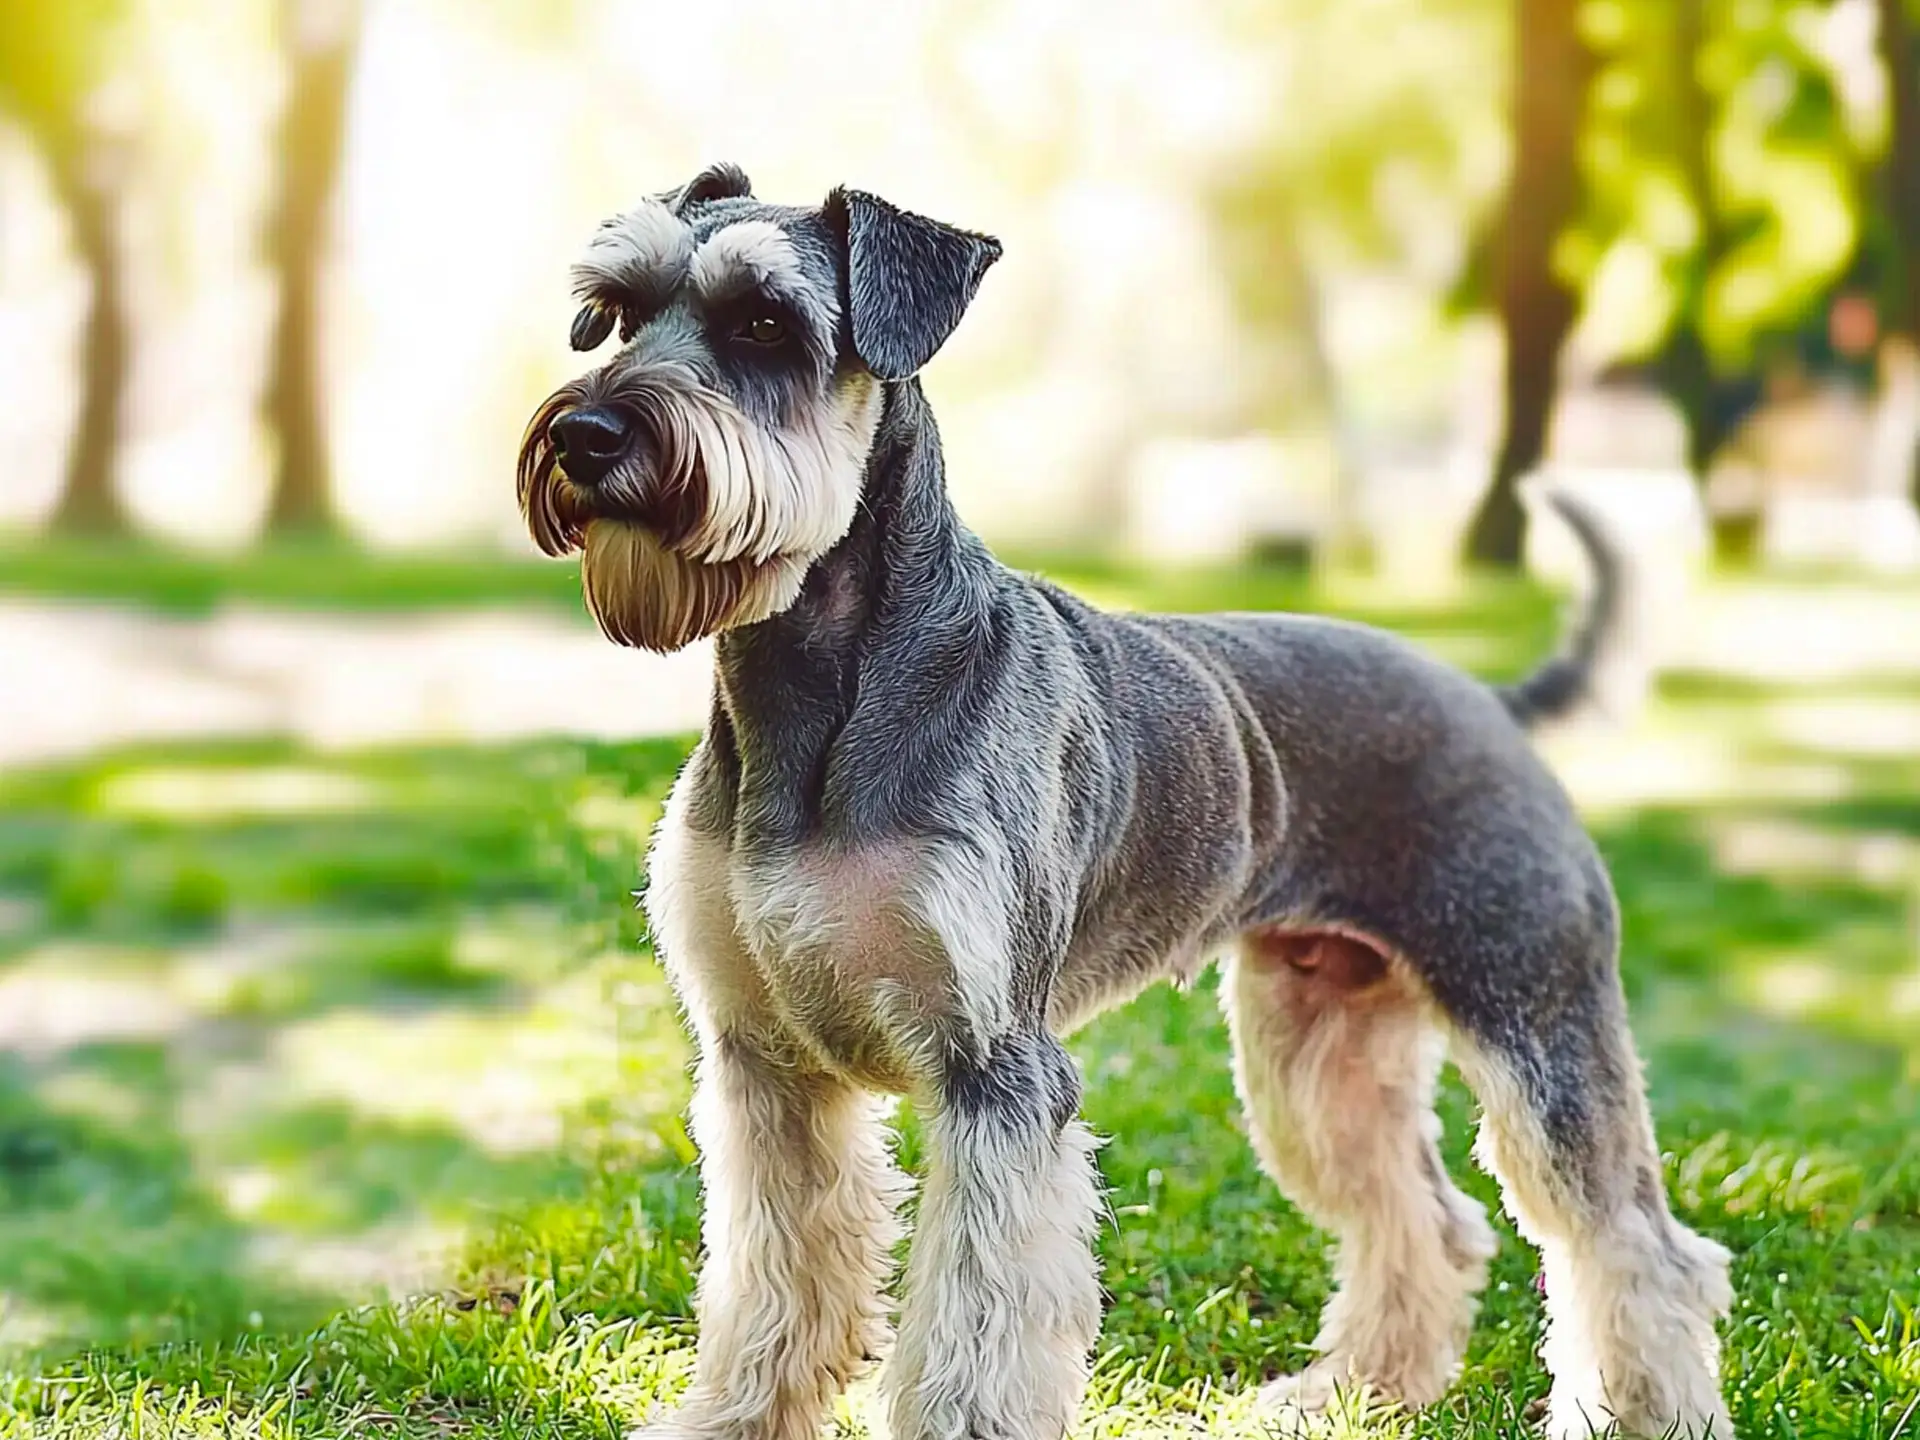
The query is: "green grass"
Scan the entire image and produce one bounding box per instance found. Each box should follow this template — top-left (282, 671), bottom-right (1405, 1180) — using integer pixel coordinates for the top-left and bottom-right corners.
top-left (0, 573), bottom-right (1916, 1437)
top-left (0, 537), bottom-right (591, 617)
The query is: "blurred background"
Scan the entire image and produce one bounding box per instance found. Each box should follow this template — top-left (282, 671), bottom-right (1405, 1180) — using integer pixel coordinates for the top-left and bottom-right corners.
top-left (7, 0), bottom-right (1920, 572)
top-left (1, 1), bottom-right (1918, 1434)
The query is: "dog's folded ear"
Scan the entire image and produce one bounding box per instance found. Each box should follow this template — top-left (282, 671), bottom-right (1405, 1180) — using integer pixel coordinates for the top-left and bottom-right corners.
top-left (827, 188), bottom-right (1002, 382)
top-left (569, 301), bottom-right (616, 352)
top-left (660, 163), bottom-right (753, 215)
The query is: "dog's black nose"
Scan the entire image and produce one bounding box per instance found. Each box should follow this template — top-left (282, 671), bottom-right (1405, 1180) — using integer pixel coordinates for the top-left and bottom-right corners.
top-left (548, 406), bottom-right (633, 488)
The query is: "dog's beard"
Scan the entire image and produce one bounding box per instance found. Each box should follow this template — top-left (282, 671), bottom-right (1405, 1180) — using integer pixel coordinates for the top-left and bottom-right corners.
top-left (518, 372), bottom-right (879, 652)
top-left (580, 522), bottom-right (810, 652)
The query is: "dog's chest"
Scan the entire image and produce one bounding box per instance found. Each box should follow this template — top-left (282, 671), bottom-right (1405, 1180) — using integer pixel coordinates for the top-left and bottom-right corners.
top-left (727, 841), bottom-right (970, 1085)
top-left (734, 843), bottom-right (923, 975)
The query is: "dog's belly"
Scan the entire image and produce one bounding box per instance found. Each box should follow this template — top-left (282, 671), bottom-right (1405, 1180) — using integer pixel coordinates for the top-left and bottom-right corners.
top-left (1047, 853), bottom-right (1252, 1035)
top-left (1048, 931), bottom-right (1213, 1034)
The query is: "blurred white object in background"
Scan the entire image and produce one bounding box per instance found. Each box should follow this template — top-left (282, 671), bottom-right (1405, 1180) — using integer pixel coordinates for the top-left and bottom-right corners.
top-left (1856, 340), bottom-right (1920, 571)
top-left (1354, 317), bottom-right (1507, 598)
top-left (1765, 492), bottom-right (1920, 571)
top-left (1358, 449), bottom-right (1489, 598)
top-left (1738, 352), bottom-right (1920, 571)
top-left (1122, 434), bottom-right (1336, 566)
top-left (1522, 379), bottom-right (1707, 723)
top-left (1550, 381), bottom-right (1691, 472)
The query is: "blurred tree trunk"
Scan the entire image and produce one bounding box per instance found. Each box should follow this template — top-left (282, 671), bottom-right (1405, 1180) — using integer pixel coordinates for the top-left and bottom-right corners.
top-left (1877, 0), bottom-right (1920, 511)
top-left (1463, 0), bottom-right (1595, 567)
top-left (261, 0), bottom-right (359, 536)
top-left (44, 131), bottom-right (131, 535)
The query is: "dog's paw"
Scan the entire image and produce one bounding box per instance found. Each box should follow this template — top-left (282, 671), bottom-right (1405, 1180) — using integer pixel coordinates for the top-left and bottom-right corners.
top-left (625, 1410), bottom-right (735, 1440)
top-left (1255, 1366), bottom-right (1392, 1436)
top-left (1540, 1402), bottom-right (1736, 1440)
top-left (1255, 1374), bottom-right (1330, 1437)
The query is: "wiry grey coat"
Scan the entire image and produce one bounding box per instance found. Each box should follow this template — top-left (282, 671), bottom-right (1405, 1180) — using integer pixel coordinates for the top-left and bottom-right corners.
top-left (517, 165), bottom-right (1736, 1440)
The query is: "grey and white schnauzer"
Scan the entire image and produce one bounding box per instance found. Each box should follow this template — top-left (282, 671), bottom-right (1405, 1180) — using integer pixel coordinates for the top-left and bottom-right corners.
top-left (517, 164), bottom-right (1735, 1440)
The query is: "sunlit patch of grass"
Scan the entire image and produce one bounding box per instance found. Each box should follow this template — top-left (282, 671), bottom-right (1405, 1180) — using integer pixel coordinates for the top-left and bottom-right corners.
top-left (0, 951), bottom-right (195, 1054)
top-left (1707, 815), bottom-right (1920, 889)
top-left (1756, 695), bottom-right (1920, 761)
top-left (1738, 951), bottom-right (1920, 1056)
top-left (92, 767), bottom-right (383, 822)
top-left (1674, 1134), bottom-right (1865, 1220)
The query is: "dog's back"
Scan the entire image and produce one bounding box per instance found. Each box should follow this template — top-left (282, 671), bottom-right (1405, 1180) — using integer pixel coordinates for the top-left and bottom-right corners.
top-left (1037, 506), bottom-right (1616, 1035)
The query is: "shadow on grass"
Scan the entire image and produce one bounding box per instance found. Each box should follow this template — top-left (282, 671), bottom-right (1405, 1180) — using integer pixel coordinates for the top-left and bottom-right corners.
top-left (0, 736), bottom-right (693, 1369)
top-left (0, 1041), bottom-right (330, 1353)
top-left (0, 1044), bottom-right (611, 1355)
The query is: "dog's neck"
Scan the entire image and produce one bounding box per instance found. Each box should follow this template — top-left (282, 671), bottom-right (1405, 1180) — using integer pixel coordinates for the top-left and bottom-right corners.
top-left (707, 380), bottom-right (1000, 840)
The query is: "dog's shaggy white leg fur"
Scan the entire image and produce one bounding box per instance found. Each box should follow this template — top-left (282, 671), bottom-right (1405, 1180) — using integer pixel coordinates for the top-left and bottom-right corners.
top-left (639, 1037), bottom-right (908, 1440)
top-left (885, 1051), bottom-right (1105, 1440)
top-left (1223, 945), bottom-right (1498, 1420)
top-left (1455, 1039), bottom-right (1734, 1440)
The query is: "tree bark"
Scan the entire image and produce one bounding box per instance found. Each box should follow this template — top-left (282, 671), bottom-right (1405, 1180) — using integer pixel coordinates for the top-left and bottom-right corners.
top-left (1877, 0), bottom-right (1920, 511)
top-left (1463, 0), bottom-right (1594, 567)
top-left (44, 135), bottom-right (131, 535)
top-left (260, 0), bottom-right (359, 535)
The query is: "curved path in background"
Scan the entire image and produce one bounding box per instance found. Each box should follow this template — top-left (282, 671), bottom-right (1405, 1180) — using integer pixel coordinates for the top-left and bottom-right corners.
top-left (5, 583), bottom-right (1920, 778)
top-left (1, 601), bottom-right (715, 767)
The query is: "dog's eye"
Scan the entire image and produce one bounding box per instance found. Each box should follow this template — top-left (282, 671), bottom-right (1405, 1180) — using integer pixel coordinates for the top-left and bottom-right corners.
top-left (739, 316), bottom-right (785, 346)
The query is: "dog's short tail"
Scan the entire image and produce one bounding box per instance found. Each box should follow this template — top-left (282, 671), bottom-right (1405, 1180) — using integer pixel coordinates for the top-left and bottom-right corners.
top-left (1496, 490), bottom-right (1624, 731)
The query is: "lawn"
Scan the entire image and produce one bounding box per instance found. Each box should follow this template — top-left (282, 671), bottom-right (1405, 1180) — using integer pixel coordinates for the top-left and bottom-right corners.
top-left (0, 538), bottom-right (594, 618)
top-left (0, 558), bottom-right (1915, 1438)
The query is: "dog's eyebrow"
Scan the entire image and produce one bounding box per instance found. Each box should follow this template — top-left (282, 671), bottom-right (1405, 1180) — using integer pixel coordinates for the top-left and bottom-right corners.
top-left (569, 200), bottom-right (693, 306)
top-left (689, 221), bottom-right (815, 310)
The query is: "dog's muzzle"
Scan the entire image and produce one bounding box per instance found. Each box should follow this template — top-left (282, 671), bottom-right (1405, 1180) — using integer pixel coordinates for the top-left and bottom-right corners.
top-left (516, 378), bottom-right (813, 653)
top-left (516, 384), bottom-right (691, 557)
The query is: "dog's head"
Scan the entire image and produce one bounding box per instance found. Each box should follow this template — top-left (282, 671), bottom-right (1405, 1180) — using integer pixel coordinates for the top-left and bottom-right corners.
top-left (517, 164), bottom-right (1001, 652)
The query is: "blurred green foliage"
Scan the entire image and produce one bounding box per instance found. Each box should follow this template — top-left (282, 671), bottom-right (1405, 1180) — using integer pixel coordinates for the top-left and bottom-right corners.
top-left (0, 0), bottom-right (126, 144)
top-left (1219, 0), bottom-right (1913, 432)
top-left (1567, 0), bottom-right (1859, 370)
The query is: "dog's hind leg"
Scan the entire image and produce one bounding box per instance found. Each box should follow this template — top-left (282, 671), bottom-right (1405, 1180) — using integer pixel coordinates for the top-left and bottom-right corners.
top-left (641, 1033), bottom-right (907, 1440)
top-left (885, 1030), bottom-right (1104, 1440)
top-left (1449, 963), bottom-right (1735, 1440)
top-left (1224, 929), bottom-right (1498, 1421)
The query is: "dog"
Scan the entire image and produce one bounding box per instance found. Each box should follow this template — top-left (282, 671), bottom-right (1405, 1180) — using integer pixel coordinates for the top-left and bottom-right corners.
top-left (516, 164), bottom-right (1736, 1440)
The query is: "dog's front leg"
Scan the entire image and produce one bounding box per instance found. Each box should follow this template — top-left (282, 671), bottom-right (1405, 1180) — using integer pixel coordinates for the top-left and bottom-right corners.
top-left (641, 1032), bottom-right (907, 1440)
top-left (886, 1030), bottom-right (1104, 1440)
